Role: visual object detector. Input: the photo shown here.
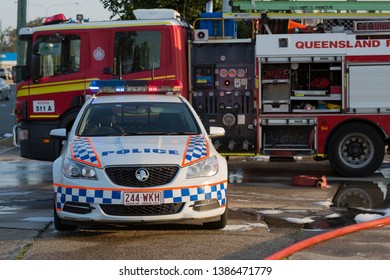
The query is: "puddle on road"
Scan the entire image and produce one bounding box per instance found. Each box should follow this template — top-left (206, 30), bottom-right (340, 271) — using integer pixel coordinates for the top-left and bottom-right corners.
top-left (0, 160), bottom-right (52, 188)
top-left (222, 223), bottom-right (268, 232)
top-left (0, 205), bottom-right (25, 215)
top-left (23, 217), bottom-right (53, 223)
top-left (228, 159), bottom-right (390, 230)
top-left (260, 180), bottom-right (390, 230)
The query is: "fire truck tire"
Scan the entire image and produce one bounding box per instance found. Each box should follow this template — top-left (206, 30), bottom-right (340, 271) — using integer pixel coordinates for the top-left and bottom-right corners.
top-left (328, 123), bottom-right (384, 177)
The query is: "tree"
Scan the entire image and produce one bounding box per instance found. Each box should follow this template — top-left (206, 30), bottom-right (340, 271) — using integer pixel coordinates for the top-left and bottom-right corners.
top-left (1, 18), bottom-right (43, 53)
top-left (100, 0), bottom-right (222, 23)
top-left (1, 27), bottom-right (17, 52)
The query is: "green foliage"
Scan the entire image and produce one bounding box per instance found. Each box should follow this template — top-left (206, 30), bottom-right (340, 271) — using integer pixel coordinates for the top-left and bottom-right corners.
top-left (27, 18), bottom-right (44, 27)
top-left (1, 18), bottom-right (43, 53)
top-left (1, 27), bottom-right (17, 52)
top-left (2, 1), bottom-right (230, 53)
top-left (100, 0), bottom-right (222, 23)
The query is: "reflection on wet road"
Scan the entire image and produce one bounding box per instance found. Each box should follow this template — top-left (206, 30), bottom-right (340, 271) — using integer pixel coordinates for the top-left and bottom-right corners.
top-left (228, 156), bottom-right (390, 231)
top-left (0, 153), bottom-right (53, 229)
top-left (0, 159), bottom-right (52, 188)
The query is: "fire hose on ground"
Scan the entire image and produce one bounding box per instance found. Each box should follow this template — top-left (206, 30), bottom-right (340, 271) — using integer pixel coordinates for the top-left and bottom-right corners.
top-left (263, 210), bottom-right (390, 260)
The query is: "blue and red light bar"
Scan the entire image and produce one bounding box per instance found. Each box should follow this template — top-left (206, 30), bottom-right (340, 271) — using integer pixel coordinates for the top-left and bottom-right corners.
top-left (89, 79), bottom-right (183, 95)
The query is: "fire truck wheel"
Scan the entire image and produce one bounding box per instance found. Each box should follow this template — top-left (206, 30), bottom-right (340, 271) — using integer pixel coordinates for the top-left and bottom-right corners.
top-left (328, 123), bottom-right (384, 177)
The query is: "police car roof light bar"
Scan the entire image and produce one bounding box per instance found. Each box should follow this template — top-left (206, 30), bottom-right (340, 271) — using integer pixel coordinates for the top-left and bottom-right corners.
top-left (89, 79), bottom-right (183, 95)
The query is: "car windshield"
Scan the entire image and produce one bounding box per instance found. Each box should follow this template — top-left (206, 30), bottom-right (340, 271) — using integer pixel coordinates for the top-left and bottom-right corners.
top-left (77, 102), bottom-right (201, 136)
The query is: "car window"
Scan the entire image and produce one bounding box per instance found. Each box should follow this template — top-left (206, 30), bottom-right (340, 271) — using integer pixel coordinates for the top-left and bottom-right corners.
top-left (77, 102), bottom-right (201, 136)
top-left (113, 31), bottom-right (161, 76)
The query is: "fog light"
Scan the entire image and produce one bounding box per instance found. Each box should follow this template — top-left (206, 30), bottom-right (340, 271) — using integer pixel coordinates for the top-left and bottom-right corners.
top-left (192, 199), bottom-right (220, 212)
top-left (63, 202), bottom-right (92, 214)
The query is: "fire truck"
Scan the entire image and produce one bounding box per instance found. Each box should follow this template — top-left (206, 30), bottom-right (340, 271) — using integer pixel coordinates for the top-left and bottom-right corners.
top-left (13, 0), bottom-right (390, 177)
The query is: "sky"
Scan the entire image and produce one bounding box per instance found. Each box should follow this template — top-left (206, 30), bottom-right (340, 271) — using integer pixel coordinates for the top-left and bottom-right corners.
top-left (0, 0), bottom-right (114, 30)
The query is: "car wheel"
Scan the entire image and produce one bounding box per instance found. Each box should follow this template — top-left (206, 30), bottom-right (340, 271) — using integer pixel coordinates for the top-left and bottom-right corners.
top-left (203, 208), bottom-right (228, 229)
top-left (54, 205), bottom-right (78, 231)
top-left (5, 90), bottom-right (10, 101)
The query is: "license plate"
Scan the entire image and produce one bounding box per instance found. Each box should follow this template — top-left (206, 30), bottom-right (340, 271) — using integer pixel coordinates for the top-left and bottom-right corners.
top-left (124, 192), bottom-right (162, 206)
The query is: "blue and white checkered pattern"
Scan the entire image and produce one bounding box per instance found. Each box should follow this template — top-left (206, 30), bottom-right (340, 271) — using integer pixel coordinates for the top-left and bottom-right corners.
top-left (163, 183), bottom-right (227, 206)
top-left (55, 185), bottom-right (122, 210)
top-left (71, 137), bottom-right (100, 167)
top-left (183, 136), bottom-right (208, 166)
top-left (55, 183), bottom-right (227, 210)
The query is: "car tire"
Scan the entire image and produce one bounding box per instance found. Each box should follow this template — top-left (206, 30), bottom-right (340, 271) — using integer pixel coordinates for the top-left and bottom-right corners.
top-left (203, 207), bottom-right (228, 229)
top-left (54, 206), bottom-right (78, 231)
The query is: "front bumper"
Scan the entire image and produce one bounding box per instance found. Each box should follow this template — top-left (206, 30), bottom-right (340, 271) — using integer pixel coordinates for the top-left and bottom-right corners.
top-left (54, 182), bottom-right (227, 224)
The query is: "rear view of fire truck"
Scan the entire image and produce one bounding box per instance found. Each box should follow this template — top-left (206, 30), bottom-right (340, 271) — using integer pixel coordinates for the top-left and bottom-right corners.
top-left (190, 17), bottom-right (256, 155)
top-left (191, 0), bottom-right (390, 177)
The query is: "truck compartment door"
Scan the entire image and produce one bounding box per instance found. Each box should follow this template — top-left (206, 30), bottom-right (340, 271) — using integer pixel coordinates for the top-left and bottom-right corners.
top-left (348, 65), bottom-right (390, 112)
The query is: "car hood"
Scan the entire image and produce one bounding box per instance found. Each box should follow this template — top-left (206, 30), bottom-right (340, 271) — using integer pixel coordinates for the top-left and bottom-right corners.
top-left (67, 135), bottom-right (211, 168)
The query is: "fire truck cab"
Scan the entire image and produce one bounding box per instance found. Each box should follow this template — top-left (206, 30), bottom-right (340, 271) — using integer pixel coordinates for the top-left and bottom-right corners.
top-left (14, 10), bottom-right (190, 161)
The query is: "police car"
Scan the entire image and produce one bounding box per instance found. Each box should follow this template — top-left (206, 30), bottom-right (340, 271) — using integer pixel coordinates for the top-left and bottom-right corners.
top-left (50, 81), bottom-right (228, 231)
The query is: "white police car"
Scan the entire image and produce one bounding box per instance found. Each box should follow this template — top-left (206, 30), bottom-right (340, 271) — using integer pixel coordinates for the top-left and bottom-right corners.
top-left (50, 81), bottom-right (227, 231)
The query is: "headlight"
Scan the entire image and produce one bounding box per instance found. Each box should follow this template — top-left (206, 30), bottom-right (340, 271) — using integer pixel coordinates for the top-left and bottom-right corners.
top-left (186, 156), bottom-right (218, 179)
top-left (63, 158), bottom-right (98, 180)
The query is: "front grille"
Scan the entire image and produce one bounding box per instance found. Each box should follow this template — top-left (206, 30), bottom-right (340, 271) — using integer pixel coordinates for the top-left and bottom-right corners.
top-left (105, 165), bottom-right (179, 187)
top-left (100, 203), bottom-right (184, 216)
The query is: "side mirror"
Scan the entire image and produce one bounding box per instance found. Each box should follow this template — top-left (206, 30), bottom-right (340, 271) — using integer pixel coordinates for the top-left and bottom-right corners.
top-left (50, 128), bottom-right (67, 140)
top-left (13, 65), bottom-right (29, 83)
top-left (209, 126), bottom-right (225, 139)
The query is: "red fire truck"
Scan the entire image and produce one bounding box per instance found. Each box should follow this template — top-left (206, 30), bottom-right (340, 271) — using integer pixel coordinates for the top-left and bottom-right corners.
top-left (13, 1), bottom-right (390, 177)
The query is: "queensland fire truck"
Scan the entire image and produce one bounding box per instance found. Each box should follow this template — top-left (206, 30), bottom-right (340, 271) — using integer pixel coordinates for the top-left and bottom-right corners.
top-left (12, 0), bottom-right (390, 177)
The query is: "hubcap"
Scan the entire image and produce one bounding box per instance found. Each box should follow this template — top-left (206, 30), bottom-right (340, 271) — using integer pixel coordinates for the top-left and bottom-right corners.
top-left (339, 134), bottom-right (374, 168)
